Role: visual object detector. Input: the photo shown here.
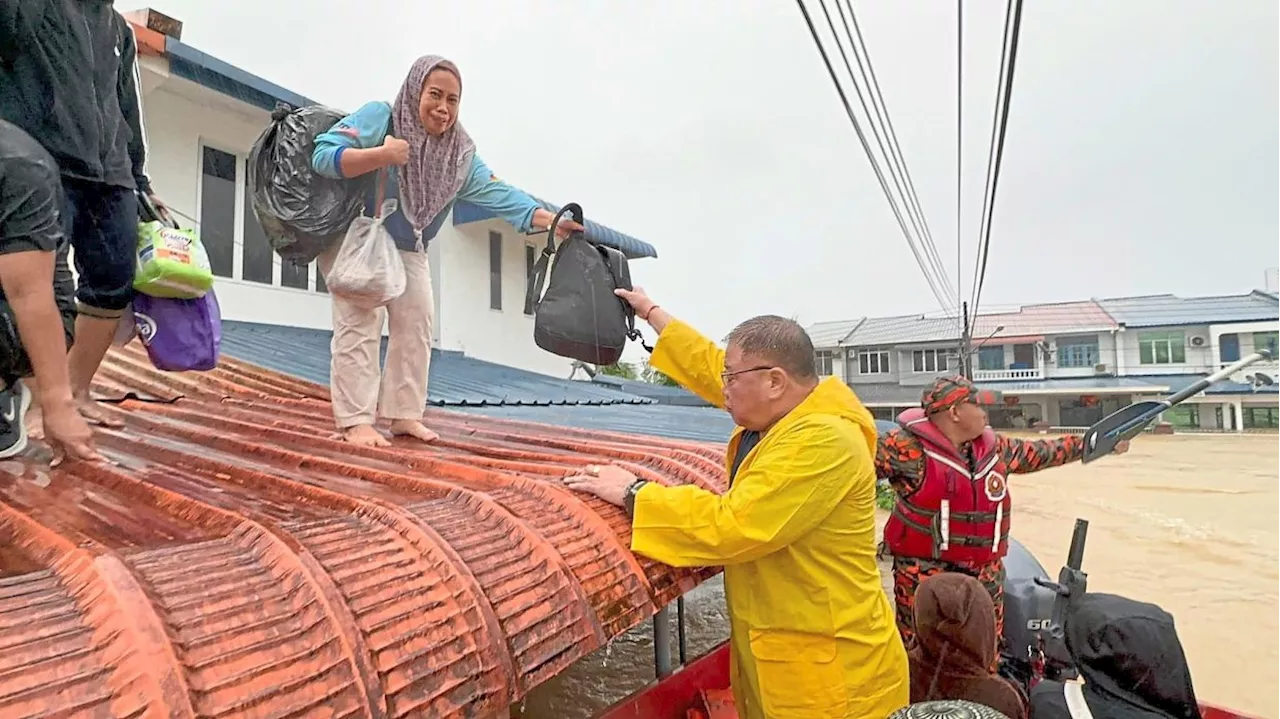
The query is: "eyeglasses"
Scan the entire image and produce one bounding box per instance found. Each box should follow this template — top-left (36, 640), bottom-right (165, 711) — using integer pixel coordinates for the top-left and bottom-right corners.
top-left (720, 366), bottom-right (774, 385)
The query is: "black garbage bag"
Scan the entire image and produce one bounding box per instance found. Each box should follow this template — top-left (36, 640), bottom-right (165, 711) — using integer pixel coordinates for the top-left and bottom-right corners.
top-left (246, 103), bottom-right (373, 265)
top-left (525, 203), bottom-right (649, 366)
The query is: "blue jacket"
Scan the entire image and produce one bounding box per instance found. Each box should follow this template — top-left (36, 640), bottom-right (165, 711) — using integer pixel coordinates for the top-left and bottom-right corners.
top-left (312, 101), bottom-right (539, 252)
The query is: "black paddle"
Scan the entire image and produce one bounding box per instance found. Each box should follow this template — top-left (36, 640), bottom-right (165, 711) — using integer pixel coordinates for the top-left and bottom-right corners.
top-left (1081, 349), bottom-right (1274, 463)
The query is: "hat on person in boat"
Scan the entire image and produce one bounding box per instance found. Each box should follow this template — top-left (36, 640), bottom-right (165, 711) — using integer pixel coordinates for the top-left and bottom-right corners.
top-left (922, 375), bottom-right (1002, 415)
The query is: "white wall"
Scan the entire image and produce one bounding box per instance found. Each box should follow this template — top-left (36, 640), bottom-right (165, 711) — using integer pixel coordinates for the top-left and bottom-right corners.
top-left (1043, 331), bottom-right (1119, 379)
top-left (1113, 324), bottom-right (1216, 376)
top-left (136, 67), bottom-right (335, 331)
top-left (433, 219), bottom-right (575, 378)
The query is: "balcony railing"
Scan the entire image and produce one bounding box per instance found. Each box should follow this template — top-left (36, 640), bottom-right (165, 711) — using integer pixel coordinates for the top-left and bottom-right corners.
top-left (973, 367), bottom-right (1044, 381)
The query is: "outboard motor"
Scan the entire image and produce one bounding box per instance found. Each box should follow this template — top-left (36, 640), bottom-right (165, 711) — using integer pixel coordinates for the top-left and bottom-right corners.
top-left (997, 519), bottom-right (1091, 697)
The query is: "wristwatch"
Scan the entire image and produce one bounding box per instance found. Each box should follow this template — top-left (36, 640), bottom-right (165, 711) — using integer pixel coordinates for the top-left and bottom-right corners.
top-left (623, 479), bottom-right (649, 517)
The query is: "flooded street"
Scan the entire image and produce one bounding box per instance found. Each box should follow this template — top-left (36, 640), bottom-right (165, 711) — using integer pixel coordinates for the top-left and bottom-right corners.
top-left (1004, 432), bottom-right (1279, 719)
top-left (523, 432), bottom-right (1278, 718)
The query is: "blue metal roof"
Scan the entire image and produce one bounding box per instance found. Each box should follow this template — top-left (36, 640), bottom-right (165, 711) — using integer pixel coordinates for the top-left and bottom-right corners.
top-left (1096, 291), bottom-right (1279, 328)
top-left (458, 405), bottom-right (900, 445)
top-left (218, 321), bottom-right (649, 406)
top-left (453, 198), bottom-right (658, 260)
top-left (458, 404), bottom-right (734, 443)
top-left (163, 37), bottom-right (316, 112)
top-left (1136, 374), bottom-right (1278, 396)
top-left (587, 375), bottom-right (711, 406)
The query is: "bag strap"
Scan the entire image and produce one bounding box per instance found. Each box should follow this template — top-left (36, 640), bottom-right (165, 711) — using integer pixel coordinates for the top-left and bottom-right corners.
top-left (137, 191), bottom-right (180, 230)
top-left (524, 203), bottom-right (580, 318)
top-left (1063, 682), bottom-right (1095, 719)
top-left (597, 246), bottom-right (653, 354)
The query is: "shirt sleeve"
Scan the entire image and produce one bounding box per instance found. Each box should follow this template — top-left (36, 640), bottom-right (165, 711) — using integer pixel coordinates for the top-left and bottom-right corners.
top-left (115, 14), bottom-right (151, 195)
top-left (455, 155), bottom-right (539, 233)
top-left (630, 417), bottom-right (870, 567)
top-left (311, 101), bottom-right (392, 179)
top-left (996, 433), bottom-right (1084, 474)
top-left (875, 429), bottom-right (927, 497)
top-left (0, 146), bottom-right (63, 256)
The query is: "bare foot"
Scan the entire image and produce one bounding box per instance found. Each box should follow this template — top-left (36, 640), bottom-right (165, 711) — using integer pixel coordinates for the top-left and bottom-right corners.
top-left (389, 419), bottom-right (440, 444)
top-left (75, 395), bottom-right (123, 428)
top-left (342, 424), bottom-right (391, 447)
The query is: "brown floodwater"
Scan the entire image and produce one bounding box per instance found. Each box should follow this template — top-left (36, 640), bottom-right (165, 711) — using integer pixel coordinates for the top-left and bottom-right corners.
top-left (522, 432), bottom-right (1279, 719)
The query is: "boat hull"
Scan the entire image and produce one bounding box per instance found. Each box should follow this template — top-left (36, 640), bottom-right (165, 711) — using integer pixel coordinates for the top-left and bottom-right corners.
top-left (598, 641), bottom-right (1258, 719)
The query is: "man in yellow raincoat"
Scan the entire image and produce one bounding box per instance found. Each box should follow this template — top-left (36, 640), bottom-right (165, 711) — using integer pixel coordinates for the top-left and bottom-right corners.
top-left (563, 287), bottom-right (909, 719)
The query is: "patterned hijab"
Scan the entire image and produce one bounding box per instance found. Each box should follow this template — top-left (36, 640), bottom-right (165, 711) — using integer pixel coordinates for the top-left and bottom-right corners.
top-left (391, 55), bottom-right (477, 230)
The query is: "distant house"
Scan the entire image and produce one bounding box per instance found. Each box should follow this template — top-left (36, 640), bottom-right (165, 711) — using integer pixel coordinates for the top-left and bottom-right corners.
top-left (121, 8), bottom-right (656, 379)
top-left (808, 290), bottom-right (1279, 431)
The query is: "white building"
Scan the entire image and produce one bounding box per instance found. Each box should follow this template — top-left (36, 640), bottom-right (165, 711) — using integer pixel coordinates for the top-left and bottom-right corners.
top-left (123, 8), bottom-right (656, 379)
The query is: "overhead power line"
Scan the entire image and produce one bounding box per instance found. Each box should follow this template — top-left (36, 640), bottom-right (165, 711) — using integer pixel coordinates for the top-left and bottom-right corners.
top-left (795, 0), bottom-right (958, 314)
top-left (970, 0), bottom-right (1025, 317)
top-left (829, 0), bottom-right (958, 311)
top-left (955, 0), bottom-right (963, 325)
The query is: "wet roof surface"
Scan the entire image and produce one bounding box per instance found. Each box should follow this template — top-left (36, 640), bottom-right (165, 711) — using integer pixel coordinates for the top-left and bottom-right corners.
top-left (0, 344), bottom-right (724, 718)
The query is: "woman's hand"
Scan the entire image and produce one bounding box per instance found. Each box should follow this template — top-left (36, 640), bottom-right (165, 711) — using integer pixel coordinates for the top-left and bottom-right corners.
top-left (532, 208), bottom-right (585, 239)
top-left (379, 135), bottom-right (410, 166)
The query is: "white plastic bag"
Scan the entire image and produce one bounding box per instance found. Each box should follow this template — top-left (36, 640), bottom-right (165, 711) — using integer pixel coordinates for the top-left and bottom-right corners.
top-left (324, 172), bottom-right (406, 309)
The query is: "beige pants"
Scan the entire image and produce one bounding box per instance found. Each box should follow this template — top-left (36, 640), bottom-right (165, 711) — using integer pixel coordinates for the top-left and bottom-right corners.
top-left (317, 248), bottom-right (434, 429)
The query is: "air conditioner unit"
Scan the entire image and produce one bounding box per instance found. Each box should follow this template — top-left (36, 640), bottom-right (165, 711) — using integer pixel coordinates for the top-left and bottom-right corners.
top-left (1189, 335), bottom-right (1207, 347)
top-left (1093, 363), bottom-right (1108, 375)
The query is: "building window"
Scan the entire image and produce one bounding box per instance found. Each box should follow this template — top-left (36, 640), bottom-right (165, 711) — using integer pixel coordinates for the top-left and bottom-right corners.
top-left (977, 345), bottom-right (1004, 371)
top-left (1244, 406), bottom-right (1278, 429)
top-left (1162, 404), bottom-right (1200, 429)
top-left (316, 270), bottom-right (328, 294)
top-left (912, 348), bottom-right (950, 373)
top-left (1220, 333), bottom-right (1240, 363)
top-left (489, 230), bottom-right (502, 310)
top-left (240, 184), bottom-right (273, 285)
top-left (858, 350), bottom-right (890, 375)
top-left (524, 244), bottom-right (537, 316)
top-left (1138, 331), bottom-right (1186, 365)
top-left (1253, 331), bottom-right (1278, 358)
top-left (199, 146), bottom-right (236, 278)
top-left (1057, 335), bottom-right (1100, 368)
top-left (814, 350), bottom-right (834, 376)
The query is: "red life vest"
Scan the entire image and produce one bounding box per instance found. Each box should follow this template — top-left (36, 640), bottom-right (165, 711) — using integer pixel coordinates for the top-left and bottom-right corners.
top-left (884, 407), bottom-right (1012, 564)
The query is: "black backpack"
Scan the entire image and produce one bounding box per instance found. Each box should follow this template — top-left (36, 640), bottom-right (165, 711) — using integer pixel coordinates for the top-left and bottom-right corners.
top-left (525, 204), bottom-right (649, 366)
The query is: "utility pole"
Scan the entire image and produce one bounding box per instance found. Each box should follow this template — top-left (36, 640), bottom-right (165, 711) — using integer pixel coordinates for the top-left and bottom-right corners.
top-left (960, 300), bottom-right (973, 380)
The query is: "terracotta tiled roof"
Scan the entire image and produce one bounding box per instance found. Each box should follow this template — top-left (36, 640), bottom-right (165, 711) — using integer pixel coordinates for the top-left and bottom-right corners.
top-left (0, 344), bottom-right (724, 718)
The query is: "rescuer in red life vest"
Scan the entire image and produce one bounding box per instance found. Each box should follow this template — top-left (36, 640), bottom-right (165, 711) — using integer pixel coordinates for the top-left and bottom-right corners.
top-left (877, 375), bottom-right (1129, 649)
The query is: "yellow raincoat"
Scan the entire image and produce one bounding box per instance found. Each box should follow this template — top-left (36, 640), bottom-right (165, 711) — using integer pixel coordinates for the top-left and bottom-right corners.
top-left (632, 319), bottom-right (909, 719)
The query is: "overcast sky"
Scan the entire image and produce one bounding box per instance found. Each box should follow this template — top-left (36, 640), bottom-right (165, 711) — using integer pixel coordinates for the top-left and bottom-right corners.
top-left (118, 0), bottom-right (1278, 346)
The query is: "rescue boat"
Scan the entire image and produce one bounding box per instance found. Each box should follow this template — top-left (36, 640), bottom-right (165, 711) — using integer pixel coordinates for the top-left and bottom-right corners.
top-left (597, 518), bottom-right (1262, 719)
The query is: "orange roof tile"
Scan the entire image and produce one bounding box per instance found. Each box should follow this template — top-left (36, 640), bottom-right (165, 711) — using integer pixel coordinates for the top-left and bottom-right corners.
top-left (0, 344), bottom-right (724, 717)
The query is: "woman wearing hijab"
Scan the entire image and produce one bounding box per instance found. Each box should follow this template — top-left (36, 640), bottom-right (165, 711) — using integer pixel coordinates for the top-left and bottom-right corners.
top-left (311, 55), bottom-right (581, 446)
top-left (909, 572), bottom-right (1027, 719)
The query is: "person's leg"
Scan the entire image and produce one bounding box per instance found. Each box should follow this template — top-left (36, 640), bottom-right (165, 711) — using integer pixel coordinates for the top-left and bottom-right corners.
top-left (382, 250), bottom-right (436, 443)
top-left (892, 556), bottom-right (944, 649)
top-left (317, 248), bottom-right (389, 447)
top-left (978, 559), bottom-right (1007, 671)
top-left (65, 180), bottom-right (136, 427)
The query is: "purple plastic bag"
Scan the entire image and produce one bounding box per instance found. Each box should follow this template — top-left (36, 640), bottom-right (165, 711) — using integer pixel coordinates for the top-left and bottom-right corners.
top-left (132, 290), bottom-right (222, 372)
